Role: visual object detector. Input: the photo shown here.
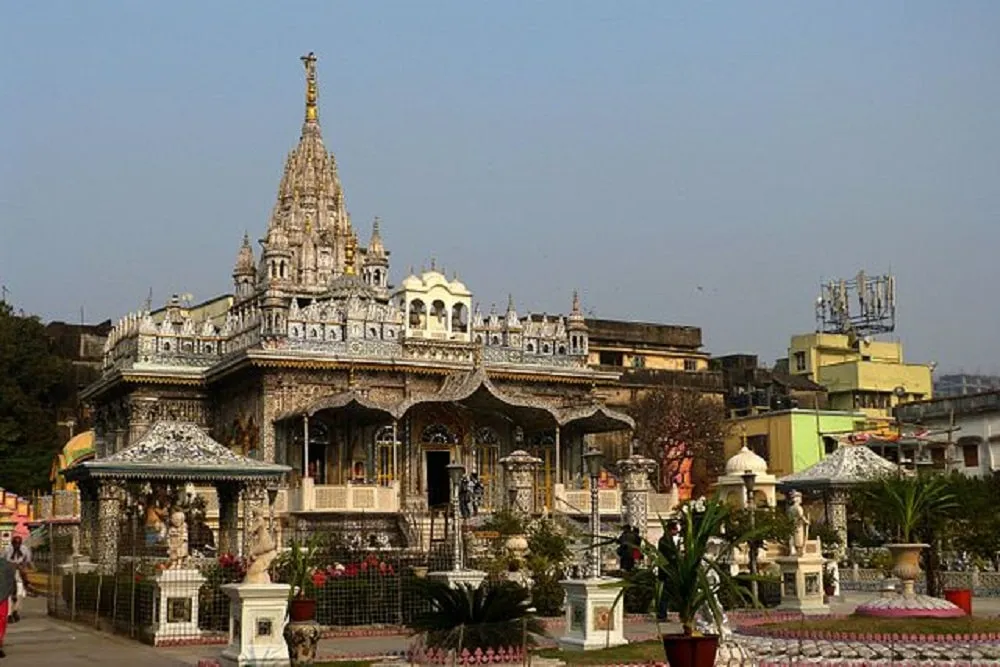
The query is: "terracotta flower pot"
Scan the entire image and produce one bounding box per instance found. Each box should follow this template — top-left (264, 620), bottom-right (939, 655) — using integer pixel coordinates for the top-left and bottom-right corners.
top-left (661, 633), bottom-right (719, 667)
top-left (886, 543), bottom-right (928, 597)
top-left (289, 597), bottom-right (317, 622)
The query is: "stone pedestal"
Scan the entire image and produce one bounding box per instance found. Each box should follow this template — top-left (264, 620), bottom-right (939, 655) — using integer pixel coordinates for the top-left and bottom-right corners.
top-left (149, 568), bottom-right (207, 645)
top-left (284, 621), bottom-right (321, 666)
top-left (428, 569), bottom-right (488, 590)
top-left (557, 578), bottom-right (628, 651)
top-left (776, 546), bottom-right (828, 614)
top-left (220, 583), bottom-right (291, 667)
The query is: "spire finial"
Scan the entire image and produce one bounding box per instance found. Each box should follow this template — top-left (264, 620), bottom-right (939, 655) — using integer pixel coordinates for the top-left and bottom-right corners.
top-left (572, 290), bottom-right (581, 315)
top-left (430, 257), bottom-right (437, 271)
top-left (507, 294), bottom-right (515, 312)
top-left (301, 52), bottom-right (319, 123)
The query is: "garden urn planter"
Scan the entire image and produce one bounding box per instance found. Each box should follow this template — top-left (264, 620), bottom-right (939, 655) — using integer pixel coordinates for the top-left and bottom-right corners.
top-left (289, 597), bottom-right (317, 622)
top-left (661, 634), bottom-right (719, 667)
top-left (887, 543), bottom-right (928, 597)
top-left (284, 619), bottom-right (321, 666)
top-left (505, 534), bottom-right (529, 562)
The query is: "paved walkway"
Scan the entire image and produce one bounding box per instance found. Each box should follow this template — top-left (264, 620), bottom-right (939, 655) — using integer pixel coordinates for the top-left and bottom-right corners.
top-left (3, 591), bottom-right (999, 665)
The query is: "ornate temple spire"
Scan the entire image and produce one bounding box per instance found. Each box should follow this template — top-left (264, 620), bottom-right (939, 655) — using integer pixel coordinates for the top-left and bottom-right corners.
top-left (234, 232), bottom-right (255, 276)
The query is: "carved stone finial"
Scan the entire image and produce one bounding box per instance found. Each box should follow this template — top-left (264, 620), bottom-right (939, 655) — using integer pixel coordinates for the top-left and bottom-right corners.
top-left (507, 294), bottom-right (515, 313)
top-left (301, 52), bottom-right (319, 123)
top-left (430, 257), bottom-right (437, 272)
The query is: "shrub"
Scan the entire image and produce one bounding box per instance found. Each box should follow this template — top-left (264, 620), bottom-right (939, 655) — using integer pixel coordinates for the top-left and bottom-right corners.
top-left (411, 579), bottom-right (545, 651)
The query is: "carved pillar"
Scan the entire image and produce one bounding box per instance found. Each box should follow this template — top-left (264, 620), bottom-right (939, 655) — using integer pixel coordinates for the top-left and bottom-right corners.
top-left (79, 482), bottom-right (98, 559)
top-left (616, 453), bottom-right (658, 537)
top-left (242, 483), bottom-right (269, 555)
top-left (96, 481), bottom-right (125, 573)
top-left (499, 450), bottom-right (542, 516)
top-left (217, 482), bottom-right (240, 556)
top-left (828, 488), bottom-right (849, 560)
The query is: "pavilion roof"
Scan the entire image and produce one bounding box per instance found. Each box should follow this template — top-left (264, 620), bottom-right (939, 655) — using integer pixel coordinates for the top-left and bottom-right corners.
top-left (62, 421), bottom-right (290, 483)
top-left (778, 444), bottom-right (898, 490)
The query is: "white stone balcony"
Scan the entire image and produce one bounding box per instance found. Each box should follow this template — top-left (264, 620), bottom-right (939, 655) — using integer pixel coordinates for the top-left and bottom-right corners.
top-left (288, 478), bottom-right (401, 513)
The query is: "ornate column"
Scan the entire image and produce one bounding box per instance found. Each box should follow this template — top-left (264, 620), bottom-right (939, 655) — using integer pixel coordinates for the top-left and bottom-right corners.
top-left (96, 481), bottom-right (125, 573)
top-left (216, 482), bottom-right (240, 556)
top-left (616, 453), bottom-right (657, 537)
top-left (242, 483), bottom-right (269, 555)
top-left (499, 450), bottom-right (541, 517)
top-left (828, 488), bottom-right (849, 560)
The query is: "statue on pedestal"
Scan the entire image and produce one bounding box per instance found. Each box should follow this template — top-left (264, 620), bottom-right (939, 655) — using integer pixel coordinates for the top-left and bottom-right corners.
top-left (787, 490), bottom-right (810, 556)
top-left (165, 510), bottom-right (189, 569)
top-left (244, 509), bottom-right (277, 584)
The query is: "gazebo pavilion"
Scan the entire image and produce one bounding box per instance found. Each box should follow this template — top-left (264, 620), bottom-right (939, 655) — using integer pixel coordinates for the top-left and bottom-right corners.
top-left (63, 421), bottom-right (290, 571)
top-left (777, 443), bottom-right (898, 558)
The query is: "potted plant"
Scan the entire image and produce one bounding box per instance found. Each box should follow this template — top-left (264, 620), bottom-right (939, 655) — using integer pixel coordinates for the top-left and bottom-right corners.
top-left (277, 536), bottom-right (322, 621)
top-left (861, 474), bottom-right (957, 597)
top-left (611, 497), bottom-right (765, 667)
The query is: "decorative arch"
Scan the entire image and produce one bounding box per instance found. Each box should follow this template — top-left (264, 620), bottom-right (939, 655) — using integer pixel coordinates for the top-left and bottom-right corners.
top-left (451, 303), bottom-right (469, 333)
top-left (431, 300), bottom-right (447, 326)
top-left (409, 299), bottom-right (426, 328)
top-left (422, 423), bottom-right (459, 445)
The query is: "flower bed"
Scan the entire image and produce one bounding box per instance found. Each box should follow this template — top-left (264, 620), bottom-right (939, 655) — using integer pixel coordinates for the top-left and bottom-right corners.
top-left (736, 613), bottom-right (1000, 643)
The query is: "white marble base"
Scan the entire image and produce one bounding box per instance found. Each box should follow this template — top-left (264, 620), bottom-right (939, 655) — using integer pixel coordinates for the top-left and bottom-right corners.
top-left (149, 568), bottom-right (207, 645)
top-left (557, 578), bottom-right (628, 651)
top-left (776, 553), bottom-right (829, 615)
top-left (428, 569), bottom-right (488, 590)
top-left (219, 583), bottom-right (291, 667)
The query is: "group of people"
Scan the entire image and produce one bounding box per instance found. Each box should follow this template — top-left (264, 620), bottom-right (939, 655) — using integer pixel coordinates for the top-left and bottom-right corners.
top-left (458, 472), bottom-right (485, 519)
top-left (0, 534), bottom-right (33, 658)
top-left (616, 520), bottom-right (682, 621)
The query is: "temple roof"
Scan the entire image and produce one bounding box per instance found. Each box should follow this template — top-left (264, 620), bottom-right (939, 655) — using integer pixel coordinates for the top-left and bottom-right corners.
top-left (63, 421), bottom-right (290, 483)
top-left (778, 444), bottom-right (898, 490)
top-left (276, 366), bottom-right (634, 433)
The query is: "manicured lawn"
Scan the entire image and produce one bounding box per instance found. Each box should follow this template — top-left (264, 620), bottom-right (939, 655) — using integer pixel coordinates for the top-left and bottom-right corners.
top-left (537, 640), bottom-right (664, 665)
top-left (763, 615), bottom-right (1000, 636)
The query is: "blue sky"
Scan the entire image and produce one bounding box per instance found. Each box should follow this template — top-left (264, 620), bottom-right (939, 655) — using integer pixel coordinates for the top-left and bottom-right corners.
top-left (2, 2), bottom-right (999, 372)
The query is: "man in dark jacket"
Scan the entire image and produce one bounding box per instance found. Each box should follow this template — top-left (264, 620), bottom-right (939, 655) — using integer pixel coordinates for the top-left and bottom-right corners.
top-left (0, 558), bottom-right (16, 658)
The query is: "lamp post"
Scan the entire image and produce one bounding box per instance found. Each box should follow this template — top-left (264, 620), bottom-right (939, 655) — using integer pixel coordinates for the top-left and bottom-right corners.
top-left (583, 447), bottom-right (604, 579)
top-left (741, 470), bottom-right (759, 602)
top-left (447, 462), bottom-right (466, 572)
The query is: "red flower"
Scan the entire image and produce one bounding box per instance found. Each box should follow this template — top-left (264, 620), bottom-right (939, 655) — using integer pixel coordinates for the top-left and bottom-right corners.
top-left (311, 570), bottom-right (328, 588)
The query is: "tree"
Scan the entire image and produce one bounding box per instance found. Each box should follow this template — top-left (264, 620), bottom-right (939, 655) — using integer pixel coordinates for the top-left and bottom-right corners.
top-left (630, 387), bottom-right (729, 497)
top-left (0, 301), bottom-right (72, 494)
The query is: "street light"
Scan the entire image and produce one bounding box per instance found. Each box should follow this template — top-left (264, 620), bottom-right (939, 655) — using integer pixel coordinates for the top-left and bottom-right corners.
top-left (447, 462), bottom-right (466, 571)
top-left (582, 447), bottom-right (605, 579)
top-left (741, 470), bottom-right (759, 603)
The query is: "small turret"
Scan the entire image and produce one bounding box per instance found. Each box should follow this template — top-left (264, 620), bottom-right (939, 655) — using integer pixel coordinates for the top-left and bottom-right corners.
top-left (233, 232), bottom-right (256, 300)
top-left (567, 291), bottom-right (589, 356)
top-left (362, 217), bottom-right (389, 290)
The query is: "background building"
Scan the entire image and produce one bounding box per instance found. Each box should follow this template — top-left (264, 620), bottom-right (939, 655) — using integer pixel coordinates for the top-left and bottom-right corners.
top-left (895, 391), bottom-right (1000, 477)
top-left (45, 319), bottom-right (113, 443)
top-left (934, 373), bottom-right (1000, 398)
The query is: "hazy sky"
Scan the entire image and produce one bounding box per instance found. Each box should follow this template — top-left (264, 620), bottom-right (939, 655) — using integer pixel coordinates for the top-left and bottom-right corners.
top-left (3, 2), bottom-right (998, 373)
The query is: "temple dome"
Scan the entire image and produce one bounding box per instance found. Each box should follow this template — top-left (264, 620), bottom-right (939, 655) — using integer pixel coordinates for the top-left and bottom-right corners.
top-left (725, 445), bottom-right (768, 475)
top-left (50, 430), bottom-right (96, 491)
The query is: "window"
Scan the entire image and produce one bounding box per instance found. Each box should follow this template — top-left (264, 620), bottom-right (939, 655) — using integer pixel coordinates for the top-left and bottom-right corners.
top-left (409, 299), bottom-right (426, 328)
top-left (962, 442), bottom-right (981, 468)
top-left (684, 358), bottom-right (698, 371)
top-left (794, 351), bottom-right (807, 372)
top-left (631, 355), bottom-right (646, 368)
top-left (599, 351), bottom-right (624, 366)
top-left (747, 434), bottom-right (770, 463)
top-left (823, 436), bottom-right (838, 455)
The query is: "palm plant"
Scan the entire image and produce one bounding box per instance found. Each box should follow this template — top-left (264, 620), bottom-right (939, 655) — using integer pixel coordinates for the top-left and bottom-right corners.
top-left (410, 579), bottom-right (546, 650)
top-left (862, 473), bottom-right (958, 543)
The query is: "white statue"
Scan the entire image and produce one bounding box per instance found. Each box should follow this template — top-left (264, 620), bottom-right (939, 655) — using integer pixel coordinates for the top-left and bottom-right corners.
top-left (165, 510), bottom-right (189, 569)
top-left (244, 510), bottom-right (277, 584)
top-left (787, 490), bottom-right (810, 556)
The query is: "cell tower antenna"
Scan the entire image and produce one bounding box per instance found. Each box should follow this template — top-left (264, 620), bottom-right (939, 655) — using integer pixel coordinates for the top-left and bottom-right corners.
top-left (815, 269), bottom-right (896, 338)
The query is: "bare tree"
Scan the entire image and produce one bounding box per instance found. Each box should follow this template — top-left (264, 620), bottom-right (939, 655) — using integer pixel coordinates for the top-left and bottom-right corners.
top-left (629, 387), bottom-right (729, 497)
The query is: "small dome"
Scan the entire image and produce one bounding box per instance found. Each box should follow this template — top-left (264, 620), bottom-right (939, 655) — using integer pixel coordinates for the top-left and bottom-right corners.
top-left (449, 279), bottom-right (470, 296)
top-left (400, 274), bottom-right (423, 290)
top-left (725, 445), bottom-right (768, 475)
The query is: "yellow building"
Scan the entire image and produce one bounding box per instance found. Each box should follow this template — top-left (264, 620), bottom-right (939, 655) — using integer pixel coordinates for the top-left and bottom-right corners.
top-left (787, 333), bottom-right (932, 420)
top-left (722, 409), bottom-right (869, 479)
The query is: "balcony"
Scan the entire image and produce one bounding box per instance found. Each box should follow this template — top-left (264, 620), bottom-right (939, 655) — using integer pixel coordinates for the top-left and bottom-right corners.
top-left (288, 479), bottom-right (401, 513)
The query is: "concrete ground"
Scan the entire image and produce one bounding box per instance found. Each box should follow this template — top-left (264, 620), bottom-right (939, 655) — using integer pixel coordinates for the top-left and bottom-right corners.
top-left (3, 591), bottom-right (1000, 666)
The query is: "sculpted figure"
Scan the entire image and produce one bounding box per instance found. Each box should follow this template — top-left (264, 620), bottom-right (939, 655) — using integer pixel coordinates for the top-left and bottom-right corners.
top-left (787, 490), bottom-right (810, 556)
top-left (244, 509), bottom-right (277, 584)
top-left (165, 510), bottom-right (189, 569)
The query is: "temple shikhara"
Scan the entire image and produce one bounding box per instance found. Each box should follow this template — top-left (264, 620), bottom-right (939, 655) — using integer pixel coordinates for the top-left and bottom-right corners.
top-left (67, 53), bottom-right (656, 564)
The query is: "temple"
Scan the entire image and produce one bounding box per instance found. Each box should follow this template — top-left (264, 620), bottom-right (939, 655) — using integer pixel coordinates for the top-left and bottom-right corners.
top-left (76, 54), bottom-right (639, 556)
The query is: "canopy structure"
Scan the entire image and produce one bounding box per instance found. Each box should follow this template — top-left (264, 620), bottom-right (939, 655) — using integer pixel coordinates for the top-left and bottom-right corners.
top-left (63, 420), bottom-right (290, 484)
top-left (778, 443), bottom-right (899, 491)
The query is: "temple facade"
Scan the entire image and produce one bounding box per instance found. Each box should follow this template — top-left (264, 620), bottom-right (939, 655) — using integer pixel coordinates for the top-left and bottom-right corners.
top-left (80, 54), bottom-right (636, 540)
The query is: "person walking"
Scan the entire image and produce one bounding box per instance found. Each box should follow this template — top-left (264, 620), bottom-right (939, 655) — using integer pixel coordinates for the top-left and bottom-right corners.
top-left (656, 520), bottom-right (681, 620)
top-left (1, 536), bottom-right (31, 623)
top-left (0, 558), bottom-right (16, 658)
